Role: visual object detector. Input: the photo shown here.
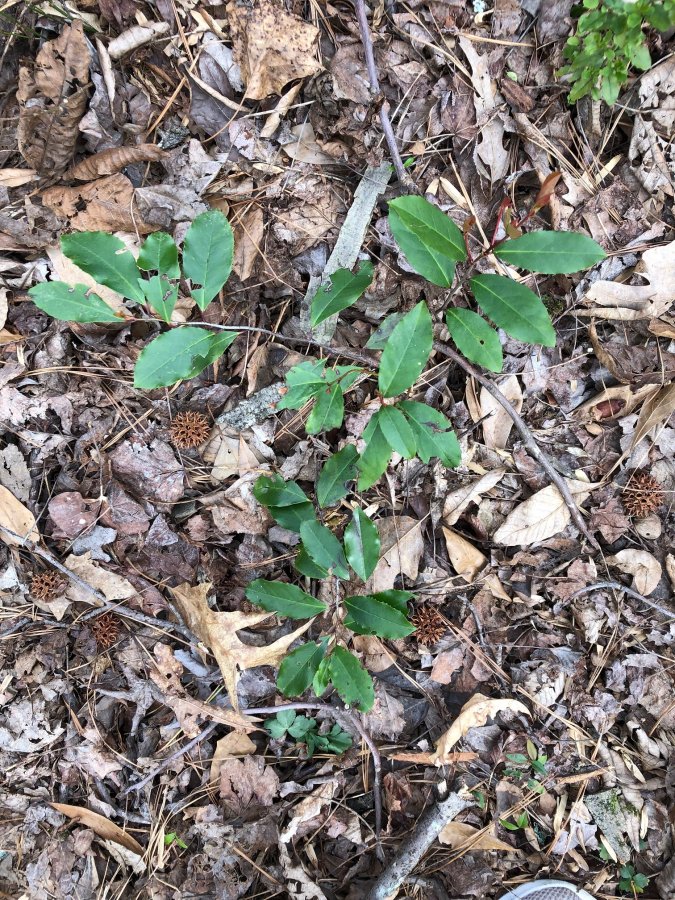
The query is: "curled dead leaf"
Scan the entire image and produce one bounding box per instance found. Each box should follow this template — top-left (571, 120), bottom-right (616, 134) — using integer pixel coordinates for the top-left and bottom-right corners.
top-left (630, 383), bottom-right (675, 451)
top-left (442, 527), bottom-right (487, 583)
top-left (443, 469), bottom-right (506, 526)
top-left (66, 144), bottom-right (166, 181)
top-left (438, 821), bottom-right (514, 851)
top-left (493, 480), bottom-right (598, 547)
top-left (481, 375), bottom-right (522, 450)
top-left (0, 486), bottom-right (39, 545)
top-left (432, 694), bottom-right (530, 764)
top-left (50, 802), bottom-right (144, 856)
top-left (370, 517), bottom-right (424, 593)
top-left (42, 174), bottom-right (154, 234)
top-left (607, 549), bottom-right (662, 596)
top-left (172, 582), bottom-right (312, 709)
top-left (107, 22), bottom-right (171, 60)
top-left (0, 168), bottom-right (36, 188)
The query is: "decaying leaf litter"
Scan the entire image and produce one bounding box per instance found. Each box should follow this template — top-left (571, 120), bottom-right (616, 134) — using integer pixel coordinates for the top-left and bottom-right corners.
top-left (0, 0), bottom-right (674, 898)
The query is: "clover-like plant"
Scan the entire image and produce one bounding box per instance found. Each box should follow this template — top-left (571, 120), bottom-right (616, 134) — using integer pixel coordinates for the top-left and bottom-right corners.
top-left (28, 210), bottom-right (240, 389)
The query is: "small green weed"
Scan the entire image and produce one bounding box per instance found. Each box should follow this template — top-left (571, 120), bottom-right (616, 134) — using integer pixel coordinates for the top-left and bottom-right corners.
top-left (267, 710), bottom-right (352, 758)
top-left (618, 865), bottom-right (649, 894)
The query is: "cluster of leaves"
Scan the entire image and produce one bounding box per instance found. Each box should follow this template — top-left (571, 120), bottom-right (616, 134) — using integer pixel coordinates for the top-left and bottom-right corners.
top-left (248, 474), bottom-right (415, 712)
top-left (560, 0), bottom-right (675, 104)
top-left (28, 211), bottom-right (240, 389)
top-left (618, 865), bottom-right (649, 894)
top-left (266, 710), bottom-right (352, 758)
top-left (503, 738), bottom-right (549, 795)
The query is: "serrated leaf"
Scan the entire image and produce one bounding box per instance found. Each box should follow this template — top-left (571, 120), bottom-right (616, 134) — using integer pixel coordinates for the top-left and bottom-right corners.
top-left (310, 262), bottom-right (374, 327)
top-left (306, 382), bottom-right (344, 434)
top-left (182, 209), bottom-right (234, 310)
top-left (245, 578), bottom-right (326, 618)
top-left (388, 196), bottom-right (465, 287)
top-left (295, 545), bottom-right (329, 578)
top-left (299, 520), bottom-right (349, 579)
top-left (344, 593), bottom-right (415, 639)
top-left (137, 231), bottom-right (180, 278)
top-left (494, 231), bottom-right (605, 274)
top-left (61, 232), bottom-right (145, 302)
top-left (378, 302), bottom-right (433, 398)
top-left (277, 639), bottom-right (328, 697)
top-left (366, 312), bottom-right (404, 350)
top-left (142, 275), bottom-right (178, 323)
top-left (471, 274), bottom-right (556, 347)
top-left (344, 508), bottom-right (380, 581)
top-left (445, 308), bottom-right (503, 373)
top-left (29, 281), bottom-right (120, 323)
top-left (398, 400), bottom-right (461, 467)
top-left (356, 422), bottom-right (392, 490)
top-left (328, 646), bottom-right (374, 711)
top-left (377, 406), bottom-right (417, 458)
top-left (316, 445), bottom-right (359, 508)
top-left (133, 327), bottom-right (238, 389)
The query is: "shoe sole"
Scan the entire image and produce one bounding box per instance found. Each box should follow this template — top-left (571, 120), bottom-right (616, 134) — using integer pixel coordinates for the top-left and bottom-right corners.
top-left (499, 879), bottom-right (596, 900)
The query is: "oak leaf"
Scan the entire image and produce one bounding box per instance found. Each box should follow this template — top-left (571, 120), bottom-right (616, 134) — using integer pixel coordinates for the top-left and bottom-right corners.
top-left (172, 582), bottom-right (312, 709)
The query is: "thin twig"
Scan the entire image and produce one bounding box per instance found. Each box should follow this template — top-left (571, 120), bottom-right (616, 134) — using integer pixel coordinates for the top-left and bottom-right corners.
top-left (120, 721), bottom-right (219, 796)
top-left (367, 791), bottom-right (470, 900)
top-left (245, 700), bottom-right (384, 860)
top-left (433, 342), bottom-right (601, 551)
top-left (570, 581), bottom-right (675, 620)
top-left (353, 0), bottom-right (416, 192)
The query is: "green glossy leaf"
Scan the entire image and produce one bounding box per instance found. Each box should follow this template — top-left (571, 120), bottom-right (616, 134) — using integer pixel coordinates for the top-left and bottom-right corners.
top-left (245, 578), bottom-right (327, 618)
top-left (494, 231), bottom-right (605, 274)
top-left (29, 281), bottom-right (120, 323)
top-left (328, 646), bottom-right (374, 711)
top-left (445, 308), bottom-right (503, 373)
top-left (343, 508), bottom-right (380, 581)
top-left (316, 445), bottom-right (359, 508)
top-left (267, 503), bottom-right (316, 533)
top-left (378, 302), bottom-right (433, 398)
top-left (306, 382), bottom-right (343, 434)
top-left (312, 656), bottom-right (332, 697)
top-left (295, 546), bottom-right (329, 578)
top-left (356, 422), bottom-right (392, 491)
top-left (142, 275), bottom-right (178, 323)
top-left (373, 589), bottom-right (413, 614)
top-left (366, 312), bottom-right (404, 350)
top-left (61, 232), bottom-right (144, 302)
top-left (254, 474), bottom-right (311, 508)
top-left (398, 400), bottom-right (460, 467)
top-left (377, 406), bottom-right (417, 458)
top-left (471, 274), bottom-right (556, 347)
top-left (137, 232), bottom-right (180, 278)
top-left (278, 360), bottom-right (329, 410)
top-left (310, 262), bottom-right (374, 327)
top-left (299, 520), bottom-right (349, 579)
top-left (344, 593), bottom-right (415, 639)
top-left (133, 327), bottom-right (238, 388)
top-left (182, 209), bottom-right (234, 310)
top-left (277, 639), bottom-right (328, 697)
top-left (388, 196), bottom-right (465, 287)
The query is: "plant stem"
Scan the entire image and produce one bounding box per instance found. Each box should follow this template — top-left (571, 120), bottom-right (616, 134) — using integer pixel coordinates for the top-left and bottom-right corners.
top-left (433, 342), bottom-right (601, 550)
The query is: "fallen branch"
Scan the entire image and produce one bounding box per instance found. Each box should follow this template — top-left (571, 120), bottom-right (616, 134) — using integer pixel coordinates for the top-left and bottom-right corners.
top-left (354, 0), bottom-right (416, 192)
top-left (571, 580), bottom-right (674, 619)
top-left (433, 341), bottom-right (601, 551)
top-left (120, 721), bottom-right (219, 796)
top-left (367, 791), bottom-right (470, 900)
top-left (245, 700), bottom-right (384, 860)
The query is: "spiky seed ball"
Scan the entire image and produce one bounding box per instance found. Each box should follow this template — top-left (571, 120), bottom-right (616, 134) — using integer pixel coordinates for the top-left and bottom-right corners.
top-left (91, 613), bottom-right (122, 649)
top-left (622, 471), bottom-right (663, 519)
top-left (170, 411), bottom-right (210, 449)
top-left (30, 571), bottom-right (65, 602)
top-left (411, 605), bottom-right (446, 646)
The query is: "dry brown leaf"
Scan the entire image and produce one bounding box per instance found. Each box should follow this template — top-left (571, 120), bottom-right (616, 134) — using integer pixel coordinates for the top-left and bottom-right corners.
top-left (172, 582), bottom-right (312, 709)
top-left (0, 168), bottom-right (37, 188)
top-left (481, 376), bottom-right (522, 450)
top-left (458, 36), bottom-right (508, 181)
top-left (210, 732), bottom-right (257, 783)
top-left (665, 554), bottom-right (675, 591)
top-left (232, 205), bottom-right (264, 281)
top-left (50, 802), bottom-right (144, 855)
top-left (581, 240), bottom-right (675, 320)
top-left (0, 485), bottom-right (39, 546)
top-left (370, 517), bottom-right (424, 593)
top-left (443, 469), bottom-right (506, 526)
top-left (17, 22), bottom-right (91, 174)
top-left (63, 552), bottom-right (136, 604)
top-left (630, 383), bottom-right (675, 450)
top-left (66, 144), bottom-right (166, 181)
top-left (42, 174), bottom-right (154, 234)
top-left (493, 480), bottom-right (597, 547)
top-left (442, 527), bottom-right (487, 583)
top-left (433, 693), bottom-right (530, 763)
top-left (438, 821), bottom-right (513, 851)
top-left (107, 21), bottom-right (171, 60)
top-left (574, 384), bottom-right (659, 424)
top-left (0, 289), bottom-right (7, 331)
top-left (607, 549), bottom-right (662, 596)
top-left (227, 0), bottom-right (322, 100)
